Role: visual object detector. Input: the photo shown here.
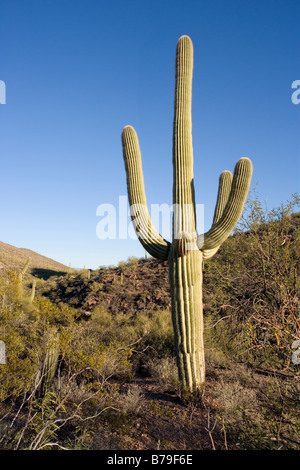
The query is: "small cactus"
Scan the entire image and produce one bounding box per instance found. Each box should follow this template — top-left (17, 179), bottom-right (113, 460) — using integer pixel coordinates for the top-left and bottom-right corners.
top-left (68, 263), bottom-right (72, 276)
top-left (20, 257), bottom-right (31, 278)
top-left (29, 279), bottom-right (36, 303)
top-left (18, 257), bottom-right (31, 296)
top-left (121, 35), bottom-right (253, 394)
top-left (39, 330), bottom-right (60, 396)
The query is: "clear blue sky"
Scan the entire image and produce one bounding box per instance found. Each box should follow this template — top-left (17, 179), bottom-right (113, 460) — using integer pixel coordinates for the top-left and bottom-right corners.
top-left (0, 0), bottom-right (299, 269)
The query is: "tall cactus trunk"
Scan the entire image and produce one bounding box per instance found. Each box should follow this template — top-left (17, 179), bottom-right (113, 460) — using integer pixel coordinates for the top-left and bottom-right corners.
top-left (169, 37), bottom-right (205, 392)
top-left (169, 247), bottom-right (205, 391)
top-left (121, 35), bottom-right (253, 395)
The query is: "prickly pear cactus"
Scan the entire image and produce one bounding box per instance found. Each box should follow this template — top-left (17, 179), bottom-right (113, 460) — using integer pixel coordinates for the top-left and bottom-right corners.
top-left (121, 35), bottom-right (253, 394)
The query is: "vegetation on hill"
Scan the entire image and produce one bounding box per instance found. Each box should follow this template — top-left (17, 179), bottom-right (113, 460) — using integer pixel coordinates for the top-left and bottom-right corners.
top-left (40, 257), bottom-right (170, 316)
top-left (0, 195), bottom-right (299, 450)
top-left (0, 241), bottom-right (71, 278)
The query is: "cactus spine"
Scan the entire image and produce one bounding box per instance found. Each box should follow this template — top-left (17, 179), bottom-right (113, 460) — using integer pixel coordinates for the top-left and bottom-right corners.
top-left (121, 36), bottom-right (253, 394)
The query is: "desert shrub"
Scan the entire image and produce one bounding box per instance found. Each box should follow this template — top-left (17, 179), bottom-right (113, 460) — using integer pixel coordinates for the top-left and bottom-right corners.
top-left (118, 385), bottom-right (146, 415)
top-left (212, 378), bottom-right (260, 422)
top-left (0, 271), bottom-right (41, 400)
top-left (73, 307), bottom-right (175, 378)
top-left (65, 338), bottom-right (133, 384)
top-left (146, 356), bottom-right (179, 392)
top-left (130, 310), bottom-right (175, 374)
top-left (210, 373), bottom-right (300, 450)
top-left (0, 272), bottom-right (133, 449)
top-left (203, 193), bottom-right (300, 373)
top-left (126, 256), bottom-right (139, 267)
top-left (0, 270), bottom-right (79, 399)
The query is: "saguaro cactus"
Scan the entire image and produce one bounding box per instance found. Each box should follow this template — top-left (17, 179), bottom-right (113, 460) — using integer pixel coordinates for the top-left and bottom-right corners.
top-left (121, 35), bottom-right (253, 394)
top-left (39, 329), bottom-right (60, 397)
top-left (18, 257), bottom-right (31, 297)
top-left (29, 279), bottom-right (36, 303)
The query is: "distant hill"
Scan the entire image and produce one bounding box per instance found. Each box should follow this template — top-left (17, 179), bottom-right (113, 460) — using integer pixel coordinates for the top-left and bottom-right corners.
top-left (41, 257), bottom-right (171, 316)
top-left (0, 241), bottom-right (70, 278)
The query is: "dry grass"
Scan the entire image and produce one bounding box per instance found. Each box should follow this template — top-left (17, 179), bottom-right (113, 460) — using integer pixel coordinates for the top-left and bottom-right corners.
top-left (146, 356), bottom-right (179, 392)
top-left (118, 386), bottom-right (146, 415)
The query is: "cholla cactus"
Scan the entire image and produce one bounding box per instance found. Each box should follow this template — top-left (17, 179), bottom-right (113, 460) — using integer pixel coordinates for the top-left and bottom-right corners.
top-left (121, 35), bottom-right (253, 393)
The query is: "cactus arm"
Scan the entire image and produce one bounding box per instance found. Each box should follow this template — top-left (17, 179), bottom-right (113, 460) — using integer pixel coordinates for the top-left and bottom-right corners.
top-left (18, 257), bottom-right (31, 283)
top-left (212, 170), bottom-right (233, 224)
top-left (202, 170), bottom-right (232, 260)
top-left (197, 157), bottom-right (253, 251)
top-left (21, 257), bottom-right (31, 276)
top-left (122, 125), bottom-right (171, 260)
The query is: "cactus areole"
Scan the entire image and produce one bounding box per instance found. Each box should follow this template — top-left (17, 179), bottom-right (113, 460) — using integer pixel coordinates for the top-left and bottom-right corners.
top-left (121, 36), bottom-right (253, 394)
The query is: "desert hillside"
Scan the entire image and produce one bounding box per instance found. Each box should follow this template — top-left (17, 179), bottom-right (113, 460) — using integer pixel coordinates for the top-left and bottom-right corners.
top-left (0, 240), bottom-right (70, 277)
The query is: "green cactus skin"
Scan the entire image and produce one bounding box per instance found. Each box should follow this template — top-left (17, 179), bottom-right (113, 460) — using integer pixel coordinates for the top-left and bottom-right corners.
top-left (18, 257), bottom-right (31, 297)
top-left (29, 279), bottom-right (36, 303)
top-left (121, 35), bottom-right (253, 393)
top-left (21, 257), bottom-right (31, 277)
top-left (40, 330), bottom-right (60, 397)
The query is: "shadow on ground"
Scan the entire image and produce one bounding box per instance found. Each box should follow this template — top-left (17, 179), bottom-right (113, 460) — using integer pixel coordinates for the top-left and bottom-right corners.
top-left (31, 268), bottom-right (68, 280)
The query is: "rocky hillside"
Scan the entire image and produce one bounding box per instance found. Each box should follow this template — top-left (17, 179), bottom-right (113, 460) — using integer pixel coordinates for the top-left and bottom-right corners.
top-left (0, 240), bottom-right (70, 278)
top-left (40, 257), bottom-right (171, 317)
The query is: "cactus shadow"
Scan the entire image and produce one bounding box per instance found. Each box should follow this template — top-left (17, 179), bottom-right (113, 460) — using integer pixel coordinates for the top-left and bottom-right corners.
top-left (31, 268), bottom-right (68, 280)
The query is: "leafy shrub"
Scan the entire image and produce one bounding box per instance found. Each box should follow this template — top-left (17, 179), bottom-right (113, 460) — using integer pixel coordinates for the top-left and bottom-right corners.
top-left (204, 193), bottom-right (300, 373)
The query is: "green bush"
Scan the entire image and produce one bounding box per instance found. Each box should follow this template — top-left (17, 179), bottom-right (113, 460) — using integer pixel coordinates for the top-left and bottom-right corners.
top-left (203, 193), bottom-right (300, 373)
